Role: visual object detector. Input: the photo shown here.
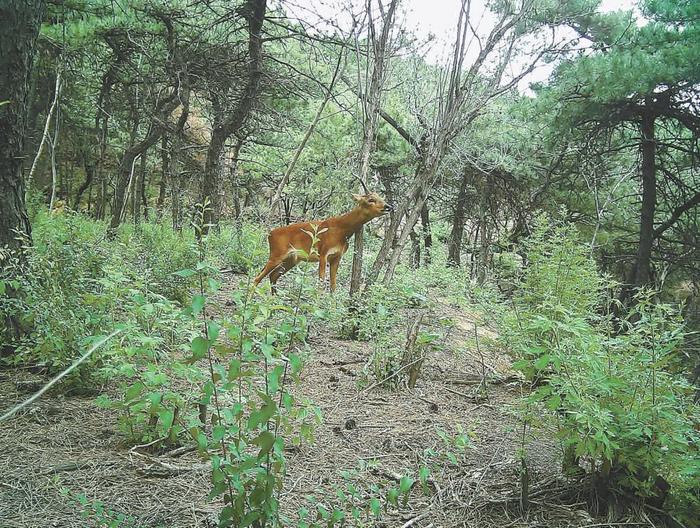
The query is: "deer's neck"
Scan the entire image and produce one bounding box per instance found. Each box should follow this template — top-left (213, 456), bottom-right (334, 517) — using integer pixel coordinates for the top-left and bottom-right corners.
top-left (331, 207), bottom-right (373, 238)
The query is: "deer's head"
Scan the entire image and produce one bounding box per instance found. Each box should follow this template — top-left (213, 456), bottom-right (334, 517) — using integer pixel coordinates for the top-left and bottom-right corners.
top-left (352, 192), bottom-right (393, 219)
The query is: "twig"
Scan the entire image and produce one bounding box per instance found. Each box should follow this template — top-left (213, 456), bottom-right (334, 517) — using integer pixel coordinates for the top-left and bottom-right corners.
top-left (164, 445), bottom-right (196, 458)
top-left (129, 435), bottom-right (168, 453)
top-left (136, 460), bottom-right (210, 477)
top-left (400, 511), bottom-right (430, 528)
top-left (444, 386), bottom-right (485, 402)
top-left (0, 330), bottom-right (122, 422)
top-left (360, 356), bottom-right (425, 394)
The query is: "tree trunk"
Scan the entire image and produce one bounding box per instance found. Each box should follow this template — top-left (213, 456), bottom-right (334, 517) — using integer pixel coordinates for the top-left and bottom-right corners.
top-left (420, 203), bottom-right (432, 266)
top-left (0, 0), bottom-right (44, 252)
top-left (26, 69), bottom-right (60, 195)
top-left (0, 0), bottom-right (45, 354)
top-left (201, 0), bottom-right (266, 230)
top-left (74, 151), bottom-right (95, 209)
top-left (381, 161), bottom-right (438, 284)
top-left (349, 0), bottom-right (399, 296)
top-left (157, 135), bottom-right (168, 220)
top-left (634, 112), bottom-right (656, 288)
top-left (111, 147), bottom-right (144, 230)
top-left (448, 168), bottom-right (471, 267)
top-left (229, 136), bottom-right (244, 218)
top-left (109, 95), bottom-right (179, 230)
top-left (170, 132), bottom-right (183, 231)
top-left (477, 172), bottom-right (494, 283)
top-left (93, 61), bottom-right (117, 220)
top-left (367, 163), bottom-right (424, 285)
top-left (409, 228), bottom-right (420, 268)
top-left (202, 127), bottom-right (226, 227)
top-left (48, 105), bottom-right (59, 211)
top-left (134, 148), bottom-right (147, 224)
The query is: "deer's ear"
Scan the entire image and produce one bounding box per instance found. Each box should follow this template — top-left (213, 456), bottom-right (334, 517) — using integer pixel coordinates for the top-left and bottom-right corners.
top-left (352, 193), bottom-right (364, 202)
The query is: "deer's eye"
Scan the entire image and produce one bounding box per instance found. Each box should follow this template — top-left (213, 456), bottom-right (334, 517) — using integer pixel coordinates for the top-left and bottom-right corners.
top-left (368, 198), bottom-right (376, 203)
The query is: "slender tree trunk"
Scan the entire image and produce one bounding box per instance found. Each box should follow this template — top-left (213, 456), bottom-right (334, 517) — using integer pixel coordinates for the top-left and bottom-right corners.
top-left (477, 172), bottom-right (494, 283)
top-left (141, 156), bottom-right (149, 221)
top-left (170, 132), bottom-right (183, 231)
top-left (381, 161), bottom-right (438, 284)
top-left (349, 0), bottom-right (400, 296)
top-left (367, 180), bottom-right (414, 284)
top-left (448, 168), bottom-right (470, 267)
top-left (134, 148), bottom-right (147, 224)
top-left (26, 69), bottom-right (60, 195)
top-left (0, 0), bottom-right (45, 354)
top-left (48, 105), bottom-right (59, 211)
top-left (94, 65), bottom-right (116, 220)
top-left (409, 229), bottom-right (420, 268)
top-left (634, 112), bottom-right (657, 288)
top-left (229, 136), bottom-right (244, 218)
top-left (157, 135), bottom-right (168, 220)
top-left (74, 152), bottom-right (95, 209)
top-left (420, 203), bottom-right (432, 266)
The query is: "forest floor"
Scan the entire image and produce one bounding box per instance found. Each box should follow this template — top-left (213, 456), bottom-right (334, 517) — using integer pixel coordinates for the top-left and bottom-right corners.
top-left (0, 274), bottom-right (596, 528)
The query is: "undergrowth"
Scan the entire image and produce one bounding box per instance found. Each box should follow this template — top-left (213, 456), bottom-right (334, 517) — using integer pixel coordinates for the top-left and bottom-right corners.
top-left (501, 219), bottom-right (700, 524)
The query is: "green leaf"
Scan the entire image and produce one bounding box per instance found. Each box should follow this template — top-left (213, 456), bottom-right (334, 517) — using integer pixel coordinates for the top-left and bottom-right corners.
top-left (191, 295), bottom-right (205, 315)
top-left (399, 476), bottom-right (414, 494)
top-left (207, 321), bottom-right (220, 342)
top-left (248, 398), bottom-right (277, 429)
top-left (173, 268), bottom-right (197, 278)
top-left (534, 354), bottom-right (550, 370)
top-left (386, 487), bottom-right (399, 506)
top-left (512, 359), bottom-right (530, 371)
top-left (190, 337), bottom-right (209, 360)
top-left (158, 408), bottom-right (175, 430)
top-left (208, 278), bottom-right (221, 292)
top-left (252, 431), bottom-right (276, 457)
top-left (546, 394), bottom-right (562, 410)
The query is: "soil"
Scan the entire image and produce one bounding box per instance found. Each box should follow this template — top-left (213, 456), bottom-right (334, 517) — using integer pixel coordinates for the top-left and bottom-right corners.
top-left (1, 274), bottom-right (598, 528)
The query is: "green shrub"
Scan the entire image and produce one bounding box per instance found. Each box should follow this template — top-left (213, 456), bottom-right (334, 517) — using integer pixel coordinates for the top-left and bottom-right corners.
top-left (117, 222), bottom-right (199, 303)
top-left (0, 210), bottom-right (199, 384)
top-left (207, 221), bottom-right (269, 274)
top-left (501, 219), bottom-right (700, 522)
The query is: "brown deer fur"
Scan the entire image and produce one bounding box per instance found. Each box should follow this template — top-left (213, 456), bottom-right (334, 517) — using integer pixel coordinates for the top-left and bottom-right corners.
top-left (254, 192), bottom-right (392, 292)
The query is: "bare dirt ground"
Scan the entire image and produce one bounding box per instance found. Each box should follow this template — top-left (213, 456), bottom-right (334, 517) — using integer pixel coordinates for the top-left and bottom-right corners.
top-left (1, 274), bottom-right (591, 528)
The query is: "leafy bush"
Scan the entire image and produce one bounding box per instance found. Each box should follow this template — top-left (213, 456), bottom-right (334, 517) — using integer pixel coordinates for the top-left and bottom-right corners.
top-left (207, 221), bottom-right (269, 275)
top-left (501, 219), bottom-right (700, 522)
top-left (0, 210), bottom-right (198, 384)
top-left (117, 222), bottom-right (199, 303)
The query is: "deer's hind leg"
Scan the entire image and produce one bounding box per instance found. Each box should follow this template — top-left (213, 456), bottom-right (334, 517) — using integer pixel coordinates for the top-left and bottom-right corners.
top-left (269, 254), bottom-right (299, 294)
top-left (254, 259), bottom-right (280, 287)
top-left (328, 254), bottom-right (342, 292)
